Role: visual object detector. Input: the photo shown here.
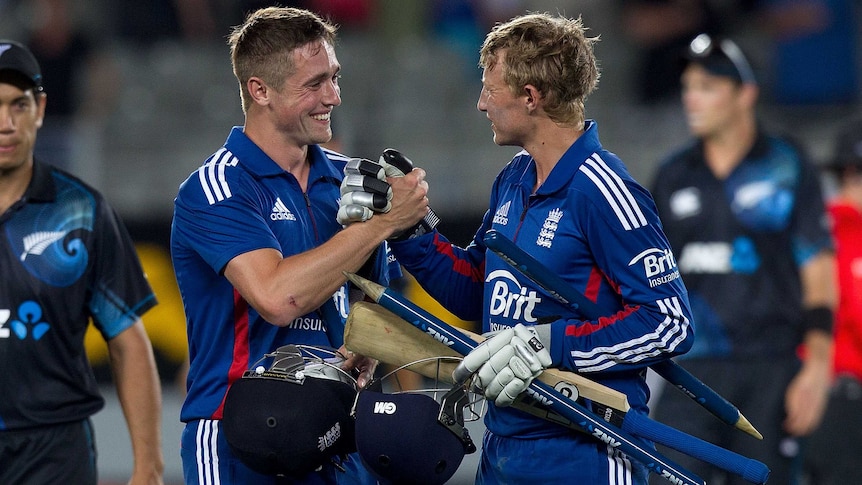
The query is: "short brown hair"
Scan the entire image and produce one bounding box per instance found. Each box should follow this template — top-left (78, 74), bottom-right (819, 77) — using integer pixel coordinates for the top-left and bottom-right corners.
top-left (479, 13), bottom-right (600, 127)
top-left (228, 7), bottom-right (338, 112)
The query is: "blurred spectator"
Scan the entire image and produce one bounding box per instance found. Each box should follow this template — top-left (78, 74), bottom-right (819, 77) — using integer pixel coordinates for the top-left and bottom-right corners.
top-left (431, 0), bottom-right (525, 74)
top-left (754, 0), bottom-right (858, 105)
top-left (24, 0), bottom-right (120, 171)
top-left (113, 0), bottom-right (217, 44)
top-left (305, 0), bottom-right (375, 28)
top-left (802, 119), bottom-right (862, 484)
top-left (620, 0), bottom-right (725, 104)
top-left (232, 1), bottom-right (374, 31)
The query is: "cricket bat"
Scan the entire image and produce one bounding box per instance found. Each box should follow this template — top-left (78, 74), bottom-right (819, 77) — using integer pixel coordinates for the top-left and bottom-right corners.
top-left (344, 275), bottom-right (771, 485)
top-left (345, 301), bottom-right (631, 426)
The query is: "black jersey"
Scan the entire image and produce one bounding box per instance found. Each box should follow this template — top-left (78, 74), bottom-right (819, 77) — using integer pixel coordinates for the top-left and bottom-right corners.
top-left (0, 161), bottom-right (156, 430)
top-left (651, 132), bottom-right (833, 358)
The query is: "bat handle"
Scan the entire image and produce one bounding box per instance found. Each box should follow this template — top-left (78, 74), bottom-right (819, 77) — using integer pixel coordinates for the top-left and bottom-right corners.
top-left (623, 411), bottom-right (770, 484)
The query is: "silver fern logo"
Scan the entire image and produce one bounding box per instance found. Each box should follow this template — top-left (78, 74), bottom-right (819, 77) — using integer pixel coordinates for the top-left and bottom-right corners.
top-left (20, 231), bottom-right (67, 261)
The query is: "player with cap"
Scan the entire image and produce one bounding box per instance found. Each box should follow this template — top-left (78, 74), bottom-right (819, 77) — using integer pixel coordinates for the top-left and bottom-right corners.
top-left (0, 40), bottom-right (164, 484)
top-left (648, 34), bottom-right (836, 484)
top-left (802, 118), bottom-right (862, 484)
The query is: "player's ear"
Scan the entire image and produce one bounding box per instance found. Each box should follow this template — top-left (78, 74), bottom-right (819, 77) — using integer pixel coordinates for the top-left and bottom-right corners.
top-left (247, 77), bottom-right (270, 106)
top-left (523, 84), bottom-right (541, 111)
top-left (739, 83), bottom-right (758, 108)
top-left (35, 91), bottom-right (47, 129)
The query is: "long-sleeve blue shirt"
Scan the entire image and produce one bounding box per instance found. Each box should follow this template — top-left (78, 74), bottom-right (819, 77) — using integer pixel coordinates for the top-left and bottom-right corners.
top-left (391, 120), bottom-right (694, 438)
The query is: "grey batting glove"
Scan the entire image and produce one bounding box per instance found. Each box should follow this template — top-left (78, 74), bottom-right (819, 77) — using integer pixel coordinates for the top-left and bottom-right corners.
top-left (454, 324), bottom-right (552, 407)
top-left (337, 158), bottom-right (394, 226)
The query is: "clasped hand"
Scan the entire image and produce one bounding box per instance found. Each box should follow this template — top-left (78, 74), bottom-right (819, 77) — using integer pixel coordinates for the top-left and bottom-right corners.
top-left (454, 323), bottom-right (552, 407)
top-left (336, 157), bottom-right (398, 225)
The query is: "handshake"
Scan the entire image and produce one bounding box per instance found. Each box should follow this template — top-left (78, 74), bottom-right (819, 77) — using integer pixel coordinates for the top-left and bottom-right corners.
top-left (337, 149), bottom-right (440, 241)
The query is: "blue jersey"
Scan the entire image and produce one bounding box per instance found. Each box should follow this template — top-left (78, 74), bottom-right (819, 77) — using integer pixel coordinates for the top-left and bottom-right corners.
top-left (391, 120), bottom-right (694, 438)
top-left (0, 161), bottom-right (156, 430)
top-left (651, 131), bottom-right (833, 359)
top-left (172, 127), bottom-right (399, 422)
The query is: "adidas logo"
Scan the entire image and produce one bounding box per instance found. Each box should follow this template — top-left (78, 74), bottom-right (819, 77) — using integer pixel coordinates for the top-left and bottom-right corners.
top-left (270, 197), bottom-right (296, 221)
top-left (493, 200), bottom-right (511, 225)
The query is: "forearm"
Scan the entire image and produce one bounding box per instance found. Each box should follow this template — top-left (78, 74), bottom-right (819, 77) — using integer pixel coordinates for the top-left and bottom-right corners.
top-left (785, 328), bottom-right (833, 436)
top-left (226, 172), bottom-right (428, 324)
top-left (108, 324), bottom-right (165, 483)
top-left (800, 252), bottom-right (837, 310)
top-left (783, 251), bottom-right (835, 436)
top-left (802, 329), bottom-right (833, 372)
top-left (798, 251), bottom-right (836, 370)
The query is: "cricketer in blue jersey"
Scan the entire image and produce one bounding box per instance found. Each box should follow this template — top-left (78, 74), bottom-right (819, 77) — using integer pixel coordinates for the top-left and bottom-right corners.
top-left (385, 14), bottom-right (695, 485)
top-left (170, 7), bottom-right (429, 485)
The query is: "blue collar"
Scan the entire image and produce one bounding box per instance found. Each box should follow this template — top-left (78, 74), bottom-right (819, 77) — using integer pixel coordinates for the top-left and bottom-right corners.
top-left (223, 127), bottom-right (340, 181)
top-left (534, 119), bottom-right (603, 196)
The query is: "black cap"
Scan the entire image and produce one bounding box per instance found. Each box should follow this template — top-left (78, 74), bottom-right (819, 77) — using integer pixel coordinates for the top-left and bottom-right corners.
top-left (827, 118), bottom-right (862, 172)
top-left (683, 33), bottom-right (756, 85)
top-left (0, 40), bottom-right (43, 90)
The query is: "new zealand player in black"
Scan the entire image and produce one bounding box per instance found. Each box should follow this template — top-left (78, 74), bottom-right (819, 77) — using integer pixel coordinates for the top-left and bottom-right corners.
top-left (0, 40), bottom-right (164, 484)
top-left (649, 34), bottom-right (835, 484)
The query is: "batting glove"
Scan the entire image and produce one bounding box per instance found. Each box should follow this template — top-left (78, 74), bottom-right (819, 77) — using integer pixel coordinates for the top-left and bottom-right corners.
top-left (378, 148), bottom-right (441, 240)
top-left (337, 158), bottom-right (393, 225)
top-left (454, 324), bottom-right (552, 407)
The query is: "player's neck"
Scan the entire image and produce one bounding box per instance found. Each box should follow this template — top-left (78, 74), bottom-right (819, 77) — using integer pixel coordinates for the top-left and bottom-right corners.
top-left (703, 120), bottom-right (756, 180)
top-left (527, 124), bottom-right (582, 192)
top-left (244, 123), bottom-right (311, 187)
top-left (0, 159), bottom-right (32, 215)
top-left (839, 176), bottom-right (862, 211)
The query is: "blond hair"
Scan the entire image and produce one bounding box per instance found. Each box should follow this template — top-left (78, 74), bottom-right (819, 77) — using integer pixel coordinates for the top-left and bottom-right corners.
top-left (479, 13), bottom-right (600, 127)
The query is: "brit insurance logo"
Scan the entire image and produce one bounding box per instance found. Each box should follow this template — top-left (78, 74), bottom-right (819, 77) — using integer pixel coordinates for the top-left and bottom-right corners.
top-left (0, 301), bottom-right (51, 340)
top-left (270, 197), bottom-right (296, 221)
top-left (537, 208), bottom-right (563, 248)
top-left (627, 247), bottom-right (680, 288)
top-left (485, 269), bottom-right (541, 323)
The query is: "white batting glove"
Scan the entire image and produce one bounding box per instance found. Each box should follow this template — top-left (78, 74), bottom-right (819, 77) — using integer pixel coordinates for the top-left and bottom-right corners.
top-left (454, 324), bottom-right (552, 407)
top-left (337, 158), bottom-right (393, 225)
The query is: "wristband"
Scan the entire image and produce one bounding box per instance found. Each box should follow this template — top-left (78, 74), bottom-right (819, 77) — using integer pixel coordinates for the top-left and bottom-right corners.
top-left (803, 306), bottom-right (833, 333)
top-left (390, 210), bottom-right (441, 241)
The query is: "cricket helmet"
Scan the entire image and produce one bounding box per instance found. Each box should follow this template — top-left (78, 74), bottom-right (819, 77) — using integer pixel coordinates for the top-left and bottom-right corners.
top-left (221, 344), bottom-right (358, 477)
top-left (352, 357), bottom-right (480, 485)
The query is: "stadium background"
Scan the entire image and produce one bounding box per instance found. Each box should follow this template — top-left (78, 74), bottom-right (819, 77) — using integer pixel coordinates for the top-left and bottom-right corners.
top-left (1, 0), bottom-right (860, 482)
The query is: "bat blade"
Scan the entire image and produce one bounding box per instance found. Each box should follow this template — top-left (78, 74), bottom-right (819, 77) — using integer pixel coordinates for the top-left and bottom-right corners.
top-left (345, 301), bottom-right (631, 420)
top-left (345, 301), bottom-right (462, 381)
